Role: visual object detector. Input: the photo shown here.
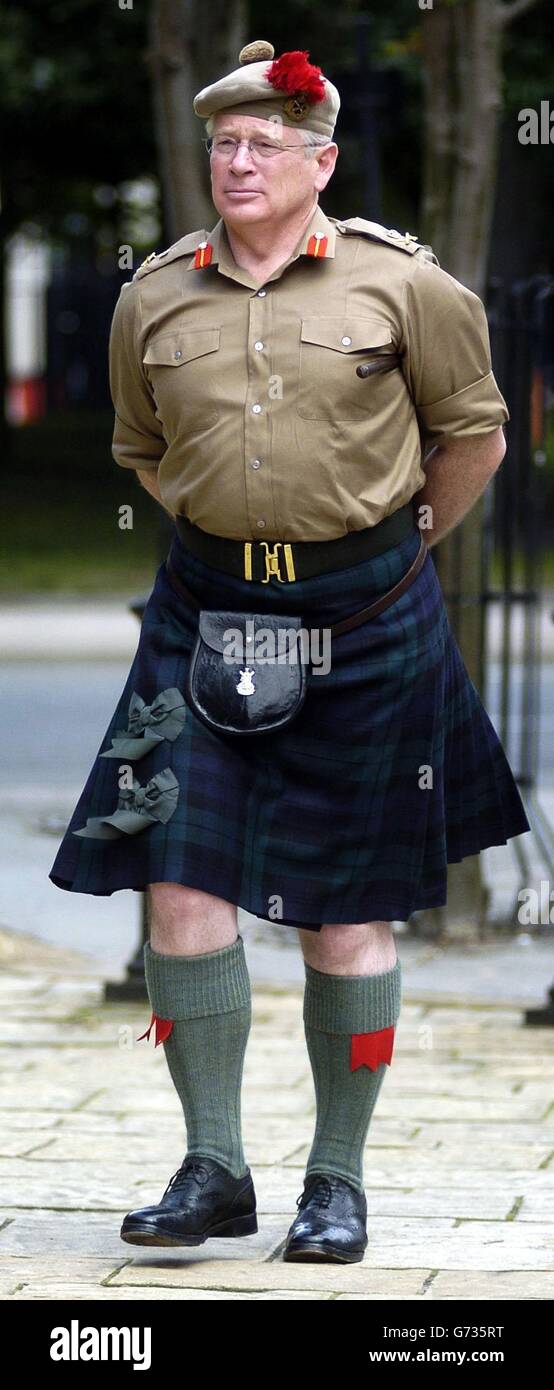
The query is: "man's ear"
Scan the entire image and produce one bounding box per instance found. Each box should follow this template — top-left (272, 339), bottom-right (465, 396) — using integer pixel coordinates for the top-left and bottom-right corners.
top-left (314, 144), bottom-right (338, 190)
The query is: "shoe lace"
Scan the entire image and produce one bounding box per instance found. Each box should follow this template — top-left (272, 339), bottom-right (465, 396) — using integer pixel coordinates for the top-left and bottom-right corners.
top-left (163, 1157), bottom-right (212, 1198)
top-left (296, 1174), bottom-right (333, 1210)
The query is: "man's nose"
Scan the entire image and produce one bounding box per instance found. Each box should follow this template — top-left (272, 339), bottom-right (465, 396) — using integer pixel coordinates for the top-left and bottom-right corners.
top-left (229, 143), bottom-right (257, 170)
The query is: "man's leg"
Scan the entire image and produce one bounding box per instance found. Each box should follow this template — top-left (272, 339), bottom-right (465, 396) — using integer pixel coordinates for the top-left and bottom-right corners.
top-left (141, 884), bottom-right (252, 1178)
top-left (297, 921), bottom-right (401, 1193)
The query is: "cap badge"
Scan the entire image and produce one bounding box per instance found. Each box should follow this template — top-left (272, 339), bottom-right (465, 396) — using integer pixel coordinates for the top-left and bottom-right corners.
top-left (283, 93), bottom-right (309, 121)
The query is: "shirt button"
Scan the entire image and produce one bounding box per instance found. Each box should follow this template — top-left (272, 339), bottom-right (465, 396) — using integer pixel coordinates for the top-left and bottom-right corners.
top-left (254, 340), bottom-right (264, 351)
top-left (174, 349), bottom-right (182, 359)
top-left (256, 518), bottom-right (266, 529)
top-left (251, 403), bottom-right (262, 414)
top-left (341, 335), bottom-right (352, 346)
top-left (251, 458), bottom-right (262, 469)
top-left (256, 288), bottom-right (267, 297)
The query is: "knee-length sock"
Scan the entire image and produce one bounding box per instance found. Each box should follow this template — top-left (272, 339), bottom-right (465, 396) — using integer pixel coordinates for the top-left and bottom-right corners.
top-left (141, 935), bottom-right (252, 1179)
top-left (302, 956), bottom-right (402, 1193)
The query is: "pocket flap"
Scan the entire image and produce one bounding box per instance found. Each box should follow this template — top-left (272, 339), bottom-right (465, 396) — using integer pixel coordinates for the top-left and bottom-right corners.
top-left (300, 317), bottom-right (392, 352)
top-left (143, 328), bottom-right (221, 366)
top-left (198, 610), bottom-right (304, 656)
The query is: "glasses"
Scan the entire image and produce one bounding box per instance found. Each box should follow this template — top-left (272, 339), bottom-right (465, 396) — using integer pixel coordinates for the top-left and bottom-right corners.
top-left (203, 136), bottom-right (306, 161)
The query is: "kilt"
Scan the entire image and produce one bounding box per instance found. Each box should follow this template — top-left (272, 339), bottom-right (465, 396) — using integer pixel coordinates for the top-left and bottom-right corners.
top-left (49, 520), bottom-right (531, 931)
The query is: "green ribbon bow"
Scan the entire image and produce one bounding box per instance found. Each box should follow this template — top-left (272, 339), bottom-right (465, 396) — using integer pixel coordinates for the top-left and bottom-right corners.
top-left (73, 767), bottom-right (180, 840)
top-left (99, 688), bottom-right (187, 761)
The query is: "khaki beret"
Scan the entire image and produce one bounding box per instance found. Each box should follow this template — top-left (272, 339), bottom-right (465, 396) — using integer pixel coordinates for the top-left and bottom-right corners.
top-left (193, 40), bottom-right (340, 140)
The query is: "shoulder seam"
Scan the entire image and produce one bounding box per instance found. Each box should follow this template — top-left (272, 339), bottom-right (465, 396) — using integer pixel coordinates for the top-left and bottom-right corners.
top-left (133, 229), bottom-right (208, 280)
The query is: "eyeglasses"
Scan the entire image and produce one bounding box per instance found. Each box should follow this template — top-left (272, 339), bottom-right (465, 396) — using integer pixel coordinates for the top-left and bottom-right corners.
top-left (203, 136), bottom-right (306, 161)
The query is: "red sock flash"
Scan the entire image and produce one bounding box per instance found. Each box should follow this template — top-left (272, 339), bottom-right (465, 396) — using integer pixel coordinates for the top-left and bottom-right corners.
top-left (350, 1025), bottom-right (395, 1071)
top-left (136, 1012), bottom-right (174, 1047)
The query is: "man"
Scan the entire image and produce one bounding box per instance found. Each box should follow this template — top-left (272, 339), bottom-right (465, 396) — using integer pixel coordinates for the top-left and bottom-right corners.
top-left (50, 40), bottom-right (530, 1264)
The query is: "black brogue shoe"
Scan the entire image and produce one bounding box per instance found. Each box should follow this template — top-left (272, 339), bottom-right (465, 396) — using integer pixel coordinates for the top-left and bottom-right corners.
top-left (120, 1155), bottom-right (258, 1247)
top-left (283, 1172), bottom-right (368, 1263)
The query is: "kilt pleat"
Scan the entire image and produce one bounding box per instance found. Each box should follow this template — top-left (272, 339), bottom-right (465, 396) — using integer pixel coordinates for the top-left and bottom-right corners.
top-left (48, 523), bottom-right (531, 930)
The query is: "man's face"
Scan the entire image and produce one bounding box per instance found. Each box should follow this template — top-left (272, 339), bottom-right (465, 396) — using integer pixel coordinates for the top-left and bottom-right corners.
top-left (208, 112), bottom-right (338, 227)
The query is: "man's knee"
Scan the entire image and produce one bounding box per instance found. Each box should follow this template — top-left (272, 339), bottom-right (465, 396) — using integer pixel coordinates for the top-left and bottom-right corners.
top-left (147, 883), bottom-right (238, 953)
top-left (299, 920), bottom-right (395, 971)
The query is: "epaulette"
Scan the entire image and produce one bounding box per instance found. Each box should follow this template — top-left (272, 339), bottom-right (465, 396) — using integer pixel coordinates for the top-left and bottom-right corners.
top-left (335, 217), bottom-right (439, 266)
top-left (133, 229), bottom-right (209, 281)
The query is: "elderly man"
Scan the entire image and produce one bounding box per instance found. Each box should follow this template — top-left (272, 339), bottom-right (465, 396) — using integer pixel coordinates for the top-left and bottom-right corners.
top-left (50, 40), bottom-right (529, 1264)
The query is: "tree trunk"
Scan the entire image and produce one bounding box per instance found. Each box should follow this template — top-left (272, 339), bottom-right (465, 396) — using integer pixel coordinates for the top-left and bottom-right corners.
top-left (144, 0), bottom-right (247, 243)
top-left (421, 0), bottom-right (505, 298)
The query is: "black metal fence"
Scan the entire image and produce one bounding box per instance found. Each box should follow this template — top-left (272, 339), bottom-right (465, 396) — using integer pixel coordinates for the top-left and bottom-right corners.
top-left (487, 275), bottom-right (554, 874)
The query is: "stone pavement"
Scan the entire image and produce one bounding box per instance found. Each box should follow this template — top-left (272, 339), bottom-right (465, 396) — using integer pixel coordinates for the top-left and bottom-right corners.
top-left (1, 924), bottom-right (553, 1302)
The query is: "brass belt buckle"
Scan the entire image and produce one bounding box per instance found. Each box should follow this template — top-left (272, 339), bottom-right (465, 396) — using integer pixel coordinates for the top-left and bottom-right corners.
top-left (243, 540), bottom-right (297, 582)
top-left (261, 541), bottom-right (284, 583)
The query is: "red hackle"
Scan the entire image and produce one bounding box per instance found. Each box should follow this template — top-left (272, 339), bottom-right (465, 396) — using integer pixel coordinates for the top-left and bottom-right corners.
top-left (265, 51), bottom-right (326, 104)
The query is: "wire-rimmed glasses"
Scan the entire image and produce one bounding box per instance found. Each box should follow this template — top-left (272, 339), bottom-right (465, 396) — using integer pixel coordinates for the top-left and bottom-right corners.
top-left (203, 135), bottom-right (307, 161)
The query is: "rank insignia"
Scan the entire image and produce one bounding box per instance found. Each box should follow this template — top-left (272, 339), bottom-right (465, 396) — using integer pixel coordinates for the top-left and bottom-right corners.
top-left (194, 240), bottom-right (213, 269)
top-left (306, 232), bottom-right (328, 257)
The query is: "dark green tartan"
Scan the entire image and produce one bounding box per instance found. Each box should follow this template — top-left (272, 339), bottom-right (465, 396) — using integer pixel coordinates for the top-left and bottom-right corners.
top-left (49, 523), bottom-right (531, 931)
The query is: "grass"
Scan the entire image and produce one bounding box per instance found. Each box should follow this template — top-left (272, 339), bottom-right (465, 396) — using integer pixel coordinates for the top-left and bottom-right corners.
top-left (489, 549), bottom-right (554, 588)
top-left (2, 410), bottom-right (168, 597)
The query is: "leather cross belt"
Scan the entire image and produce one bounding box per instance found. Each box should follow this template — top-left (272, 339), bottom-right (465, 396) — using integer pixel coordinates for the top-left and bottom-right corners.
top-left (165, 529), bottom-right (428, 639)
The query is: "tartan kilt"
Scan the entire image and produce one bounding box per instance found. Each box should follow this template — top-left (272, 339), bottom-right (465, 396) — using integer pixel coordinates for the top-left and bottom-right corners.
top-left (48, 521), bottom-right (531, 931)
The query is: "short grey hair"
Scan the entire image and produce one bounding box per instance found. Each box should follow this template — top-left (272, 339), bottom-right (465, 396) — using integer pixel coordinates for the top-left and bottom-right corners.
top-left (298, 129), bottom-right (334, 158)
top-left (204, 116), bottom-right (333, 157)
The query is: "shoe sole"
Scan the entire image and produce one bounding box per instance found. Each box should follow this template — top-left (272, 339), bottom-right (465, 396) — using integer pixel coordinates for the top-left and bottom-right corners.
top-left (283, 1241), bottom-right (366, 1264)
top-left (120, 1210), bottom-right (258, 1247)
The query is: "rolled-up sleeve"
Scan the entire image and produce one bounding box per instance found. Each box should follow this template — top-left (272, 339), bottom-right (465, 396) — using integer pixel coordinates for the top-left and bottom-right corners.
top-left (108, 281), bottom-right (167, 471)
top-left (401, 261), bottom-right (509, 442)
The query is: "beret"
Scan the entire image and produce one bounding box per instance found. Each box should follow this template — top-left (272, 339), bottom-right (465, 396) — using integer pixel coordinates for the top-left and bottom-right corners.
top-left (193, 40), bottom-right (340, 140)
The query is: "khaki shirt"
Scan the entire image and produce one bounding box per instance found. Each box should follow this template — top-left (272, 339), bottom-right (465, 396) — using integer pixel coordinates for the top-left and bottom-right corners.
top-left (109, 201), bottom-right (508, 541)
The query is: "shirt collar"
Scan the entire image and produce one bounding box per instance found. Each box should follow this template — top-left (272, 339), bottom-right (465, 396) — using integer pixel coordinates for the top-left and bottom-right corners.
top-left (187, 202), bottom-right (336, 287)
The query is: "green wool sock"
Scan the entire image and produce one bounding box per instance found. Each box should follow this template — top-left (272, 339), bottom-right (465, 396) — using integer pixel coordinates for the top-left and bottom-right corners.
top-left (302, 956), bottom-right (402, 1194)
top-left (143, 934), bottom-right (252, 1180)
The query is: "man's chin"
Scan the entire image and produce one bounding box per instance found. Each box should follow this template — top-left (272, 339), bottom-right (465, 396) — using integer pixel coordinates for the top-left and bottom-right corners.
top-left (220, 193), bottom-right (267, 217)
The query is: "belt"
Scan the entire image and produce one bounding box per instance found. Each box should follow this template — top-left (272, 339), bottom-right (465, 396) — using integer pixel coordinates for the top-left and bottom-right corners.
top-left (174, 501), bottom-right (416, 584)
top-left (165, 530), bottom-right (428, 638)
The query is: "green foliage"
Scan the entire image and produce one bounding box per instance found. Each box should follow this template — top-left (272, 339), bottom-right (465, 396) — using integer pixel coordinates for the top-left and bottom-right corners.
top-left (0, 0), bottom-right (156, 240)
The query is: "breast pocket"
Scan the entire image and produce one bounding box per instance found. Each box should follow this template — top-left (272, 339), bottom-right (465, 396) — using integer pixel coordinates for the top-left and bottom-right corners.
top-left (142, 328), bottom-right (221, 429)
top-left (296, 316), bottom-right (400, 421)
